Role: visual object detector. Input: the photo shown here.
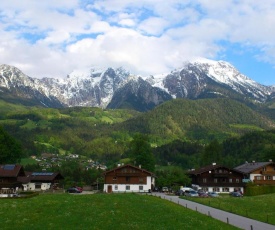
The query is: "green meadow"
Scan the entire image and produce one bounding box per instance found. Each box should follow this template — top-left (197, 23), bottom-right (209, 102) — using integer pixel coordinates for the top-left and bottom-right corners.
top-left (183, 193), bottom-right (275, 225)
top-left (0, 193), bottom-right (239, 230)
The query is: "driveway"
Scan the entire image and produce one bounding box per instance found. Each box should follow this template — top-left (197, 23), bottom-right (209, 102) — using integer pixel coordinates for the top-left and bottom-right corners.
top-left (150, 193), bottom-right (275, 230)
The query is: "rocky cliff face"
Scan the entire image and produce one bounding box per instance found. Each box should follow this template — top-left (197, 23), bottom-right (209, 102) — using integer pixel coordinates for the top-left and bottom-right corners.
top-left (0, 59), bottom-right (274, 111)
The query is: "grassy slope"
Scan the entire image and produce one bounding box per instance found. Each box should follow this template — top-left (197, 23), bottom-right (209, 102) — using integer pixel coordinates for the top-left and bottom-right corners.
top-left (183, 193), bottom-right (275, 225)
top-left (0, 193), bottom-right (238, 230)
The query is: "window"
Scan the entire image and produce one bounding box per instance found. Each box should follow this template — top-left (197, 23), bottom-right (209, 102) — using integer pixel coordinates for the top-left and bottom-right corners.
top-left (203, 178), bottom-right (207, 183)
top-left (115, 185), bottom-right (118, 190)
top-left (219, 169), bottom-right (223, 173)
top-left (139, 186), bottom-right (143, 190)
top-left (35, 184), bottom-right (41, 189)
top-left (214, 178), bottom-right (218, 183)
top-left (213, 187), bottom-right (220, 192)
top-left (255, 176), bottom-right (262, 180)
top-left (236, 179), bottom-right (240, 183)
top-left (229, 179), bottom-right (232, 183)
top-left (266, 176), bottom-right (272, 180)
top-left (221, 178), bottom-right (226, 183)
top-left (126, 185), bottom-right (130, 190)
top-left (202, 187), bottom-right (208, 191)
top-left (263, 167), bottom-right (266, 172)
top-left (222, 188), bottom-right (229, 192)
top-left (139, 178), bottom-right (144, 182)
top-left (126, 176), bottom-right (130, 182)
top-left (113, 177), bottom-right (117, 180)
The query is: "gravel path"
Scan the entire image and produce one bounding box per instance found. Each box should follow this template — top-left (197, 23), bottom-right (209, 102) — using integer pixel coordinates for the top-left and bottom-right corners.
top-left (150, 192), bottom-right (275, 230)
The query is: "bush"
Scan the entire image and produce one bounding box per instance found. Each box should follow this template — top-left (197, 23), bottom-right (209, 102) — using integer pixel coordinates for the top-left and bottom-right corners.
top-left (245, 185), bottom-right (275, 196)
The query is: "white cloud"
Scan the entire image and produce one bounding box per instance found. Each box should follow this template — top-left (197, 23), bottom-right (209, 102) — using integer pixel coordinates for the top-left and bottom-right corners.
top-left (138, 17), bottom-right (169, 35)
top-left (1, 0), bottom-right (275, 82)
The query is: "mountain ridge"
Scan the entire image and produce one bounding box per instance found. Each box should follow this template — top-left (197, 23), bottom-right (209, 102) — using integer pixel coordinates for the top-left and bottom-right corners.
top-left (1, 59), bottom-right (274, 111)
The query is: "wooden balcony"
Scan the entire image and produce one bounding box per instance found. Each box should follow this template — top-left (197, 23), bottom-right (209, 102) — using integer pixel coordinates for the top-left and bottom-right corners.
top-left (115, 173), bottom-right (141, 177)
top-left (199, 182), bottom-right (245, 187)
top-left (212, 173), bottom-right (230, 178)
top-left (260, 171), bottom-right (275, 176)
top-left (253, 180), bottom-right (275, 185)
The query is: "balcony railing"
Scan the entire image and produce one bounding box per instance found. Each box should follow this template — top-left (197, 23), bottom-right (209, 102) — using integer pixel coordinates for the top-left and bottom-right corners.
top-left (115, 173), bottom-right (141, 177)
top-left (212, 173), bottom-right (230, 178)
top-left (198, 182), bottom-right (245, 187)
top-left (253, 180), bottom-right (275, 185)
top-left (260, 171), bottom-right (275, 176)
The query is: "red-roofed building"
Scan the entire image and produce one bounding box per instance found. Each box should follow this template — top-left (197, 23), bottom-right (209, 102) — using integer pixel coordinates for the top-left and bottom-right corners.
top-left (234, 161), bottom-right (275, 185)
top-left (103, 164), bottom-right (155, 193)
top-left (0, 164), bottom-right (25, 194)
top-left (188, 163), bottom-right (245, 193)
top-left (18, 172), bottom-right (64, 191)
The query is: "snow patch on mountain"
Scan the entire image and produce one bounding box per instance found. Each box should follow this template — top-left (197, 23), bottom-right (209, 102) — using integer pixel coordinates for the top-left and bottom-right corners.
top-left (1, 59), bottom-right (275, 109)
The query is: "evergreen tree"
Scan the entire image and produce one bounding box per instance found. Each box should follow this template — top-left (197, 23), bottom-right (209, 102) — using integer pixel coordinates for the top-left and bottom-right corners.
top-left (155, 166), bottom-right (191, 189)
top-left (130, 133), bottom-right (155, 172)
top-left (0, 126), bottom-right (23, 164)
top-left (201, 139), bottom-right (222, 166)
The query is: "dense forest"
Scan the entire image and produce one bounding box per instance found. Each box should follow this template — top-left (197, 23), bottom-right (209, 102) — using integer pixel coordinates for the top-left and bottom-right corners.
top-left (1, 97), bottom-right (275, 174)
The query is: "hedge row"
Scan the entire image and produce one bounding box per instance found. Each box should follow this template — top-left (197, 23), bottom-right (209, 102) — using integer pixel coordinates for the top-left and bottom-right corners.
top-left (245, 185), bottom-right (275, 196)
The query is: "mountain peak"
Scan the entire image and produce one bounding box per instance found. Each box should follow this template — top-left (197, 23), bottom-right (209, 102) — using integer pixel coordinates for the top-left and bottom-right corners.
top-left (0, 60), bottom-right (274, 110)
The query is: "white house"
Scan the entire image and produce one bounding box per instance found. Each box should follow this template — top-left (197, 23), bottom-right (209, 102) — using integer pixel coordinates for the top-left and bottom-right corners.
top-left (103, 164), bottom-right (155, 193)
top-left (18, 172), bottom-right (64, 191)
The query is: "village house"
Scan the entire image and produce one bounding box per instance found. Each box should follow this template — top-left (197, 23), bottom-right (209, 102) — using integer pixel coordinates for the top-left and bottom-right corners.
top-left (188, 163), bottom-right (245, 193)
top-left (103, 164), bottom-right (155, 193)
top-left (0, 164), bottom-right (25, 195)
top-left (234, 161), bottom-right (275, 185)
top-left (18, 171), bottom-right (64, 191)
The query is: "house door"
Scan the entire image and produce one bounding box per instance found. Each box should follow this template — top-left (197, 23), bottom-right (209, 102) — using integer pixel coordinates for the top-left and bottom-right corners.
top-left (107, 185), bottom-right (112, 193)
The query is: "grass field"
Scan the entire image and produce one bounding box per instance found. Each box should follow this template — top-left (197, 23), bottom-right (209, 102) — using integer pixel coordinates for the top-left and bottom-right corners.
top-left (20, 157), bottom-right (37, 165)
top-left (183, 193), bottom-right (275, 225)
top-left (0, 193), bottom-right (239, 230)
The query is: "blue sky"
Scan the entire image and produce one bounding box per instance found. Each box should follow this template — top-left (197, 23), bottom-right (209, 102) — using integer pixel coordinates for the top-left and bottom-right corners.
top-left (1, 0), bottom-right (275, 85)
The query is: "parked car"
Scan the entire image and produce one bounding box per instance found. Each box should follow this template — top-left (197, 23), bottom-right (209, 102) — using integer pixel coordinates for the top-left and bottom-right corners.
top-left (231, 191), bottom-right (243, 197)
top-left (198, 191), bottom-right (208, 197)
top-left (208, 192), bottom-right (219, 197)
top-left (75, 186), bottom-right (83, 192)
top-left (185, 190), bottom-right (199, 197)
top-left (67, 187), bottom-right (81, 193)
top-left (180, 187), bottom-right (194, 192)
top-left (161, 187), bottom-right (169, 193)
top-left (175, 190), bottom-right (184, 196)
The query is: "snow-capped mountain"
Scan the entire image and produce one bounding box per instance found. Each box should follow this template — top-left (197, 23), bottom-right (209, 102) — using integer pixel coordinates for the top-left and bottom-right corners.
top-left (146, 59), bottom-right (271, 102)
top-left (0, 59), bottom-right (274, 111)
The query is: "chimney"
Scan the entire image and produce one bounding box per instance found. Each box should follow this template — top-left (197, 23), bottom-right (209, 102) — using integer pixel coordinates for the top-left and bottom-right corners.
top-left (212, 162), bottom-right (216, 166)
top-left (269, 159), bottom-right (273, 162)
top-left (117, 163), bottom-right (121, 167)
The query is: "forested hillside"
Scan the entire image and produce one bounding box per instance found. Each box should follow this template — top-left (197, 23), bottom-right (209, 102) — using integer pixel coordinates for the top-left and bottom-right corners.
top-left (0, 98), bottom-right (275, 169)
top-left (154, 130), bottom-right (275, 169)
top-left (116, 98), bottom-right (274, 143)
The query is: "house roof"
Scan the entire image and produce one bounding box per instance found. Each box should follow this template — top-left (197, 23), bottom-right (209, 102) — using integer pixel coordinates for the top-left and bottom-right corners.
top-left (0, 164), bottom-right (25, 177)
top-left (18, 171), bottom-right (64, 183)
top-left (188, 164), bottom-right (232, 175)
top-left (103, 164), bottom-right (154, 176)
top-left (234, 162), bottom-right (274, 174)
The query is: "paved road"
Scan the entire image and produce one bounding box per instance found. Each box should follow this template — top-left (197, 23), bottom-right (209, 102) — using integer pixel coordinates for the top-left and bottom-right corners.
top-left (150, 193), bottom-right (275, 230)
